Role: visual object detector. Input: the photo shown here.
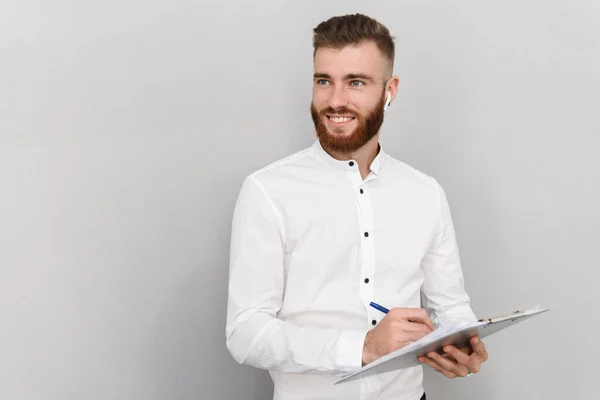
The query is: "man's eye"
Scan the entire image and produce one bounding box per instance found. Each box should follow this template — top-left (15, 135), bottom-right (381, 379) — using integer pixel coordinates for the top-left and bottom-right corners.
top-left (350, 80), bottom-right (365, 87)
top-left (316, 79), bottom-right (329, 85)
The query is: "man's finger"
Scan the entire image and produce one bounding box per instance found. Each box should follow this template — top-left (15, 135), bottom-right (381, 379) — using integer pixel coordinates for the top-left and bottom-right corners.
top-left (392, 327), bottom-right (428, 344)
top-left (419, 356), bottom-right (457, 379)
top-left (443, 344), bottom-right (485, 374)
top-left (442, 345), bottom-right (470, 366)
top-left (427, 351), bottom-right (469, 377)
top-left (459, 345), bottom-right (473, 356)
top-left (390, 308), bottom-right (435, 331)
top-left (397, 320), bottom-right (433, 335)
top-left (470, 336), bottom-right (488, 360)
top-left (407, 330), bottom-right (429, 342)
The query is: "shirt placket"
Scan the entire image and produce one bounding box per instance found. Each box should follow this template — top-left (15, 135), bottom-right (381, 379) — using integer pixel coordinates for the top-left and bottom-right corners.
top-left (350, 169), bottom-right (380, 400)
top-left (348, 169), bottom-right (378, 327)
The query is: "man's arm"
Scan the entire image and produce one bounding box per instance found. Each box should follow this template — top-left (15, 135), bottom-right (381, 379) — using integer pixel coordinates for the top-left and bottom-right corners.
top-left (225, 176), bottom-right (368, 376)
top-left (419, 182), bottom-right (488, 377)
top-left (420, 182), bottom-right (477, 325)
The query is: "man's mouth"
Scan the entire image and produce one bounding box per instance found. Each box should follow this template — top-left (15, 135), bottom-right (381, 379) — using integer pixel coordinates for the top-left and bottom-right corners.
top-left (326, 115), bottom-right (356, 124)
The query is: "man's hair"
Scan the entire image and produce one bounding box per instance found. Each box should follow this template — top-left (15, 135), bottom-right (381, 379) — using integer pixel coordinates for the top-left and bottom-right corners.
top-left (312, 13), bottom-right (395, 78)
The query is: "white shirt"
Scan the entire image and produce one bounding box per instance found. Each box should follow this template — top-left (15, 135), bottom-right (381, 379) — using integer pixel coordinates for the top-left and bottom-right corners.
top-left (226, 139), bottom-right (477, 400)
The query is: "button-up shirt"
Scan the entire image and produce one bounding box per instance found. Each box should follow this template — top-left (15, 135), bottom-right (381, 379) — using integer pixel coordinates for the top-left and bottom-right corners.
top-left (226, 139), bottom-right (477, 400)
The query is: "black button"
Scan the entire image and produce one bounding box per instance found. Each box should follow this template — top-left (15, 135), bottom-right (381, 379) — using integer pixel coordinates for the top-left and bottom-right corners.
top-left (364, 278), bottom-right (369, 284)
top-left (364, 232), bottom-right (369, 237)
top-left (359, 189), bottom-right (364, 194)
top-left (372, 320), bottom-right (377, 325)
top-left (349, 161), bottom-right (355, 166)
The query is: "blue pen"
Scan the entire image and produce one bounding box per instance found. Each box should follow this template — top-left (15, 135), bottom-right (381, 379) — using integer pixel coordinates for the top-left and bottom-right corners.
top-left (370, 302), bottom-right (418, 323)
top-left (369, 301), bottom-right (390, 314)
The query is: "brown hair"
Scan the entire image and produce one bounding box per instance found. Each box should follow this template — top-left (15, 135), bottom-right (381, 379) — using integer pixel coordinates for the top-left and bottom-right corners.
top-left (312, 13), bottom-right (395, 78)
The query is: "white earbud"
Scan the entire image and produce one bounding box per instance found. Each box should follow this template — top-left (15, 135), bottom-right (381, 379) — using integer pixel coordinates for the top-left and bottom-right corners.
top-left (383, 91), bottom-right (391, 111)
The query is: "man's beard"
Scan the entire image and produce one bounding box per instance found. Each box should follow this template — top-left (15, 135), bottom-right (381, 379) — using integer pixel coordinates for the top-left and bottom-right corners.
top-left (310, 92), bottom-right (386, 154)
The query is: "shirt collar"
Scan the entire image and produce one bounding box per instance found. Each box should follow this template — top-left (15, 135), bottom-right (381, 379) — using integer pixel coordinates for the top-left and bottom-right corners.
top-left (312, 139), bottom-right (386, 176)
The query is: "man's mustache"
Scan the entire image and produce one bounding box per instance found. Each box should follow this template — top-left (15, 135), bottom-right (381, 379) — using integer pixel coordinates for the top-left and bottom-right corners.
top-left (320, 107), bottom-right (358, 116)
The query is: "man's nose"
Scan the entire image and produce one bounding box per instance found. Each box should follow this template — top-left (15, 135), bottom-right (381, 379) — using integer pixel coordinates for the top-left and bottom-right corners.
top-left (327, 86), bottom-right (349, 111)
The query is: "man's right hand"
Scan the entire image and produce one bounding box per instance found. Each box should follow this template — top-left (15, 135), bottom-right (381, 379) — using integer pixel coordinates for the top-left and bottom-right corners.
top-left (362, 308), bottom-right (435, 366)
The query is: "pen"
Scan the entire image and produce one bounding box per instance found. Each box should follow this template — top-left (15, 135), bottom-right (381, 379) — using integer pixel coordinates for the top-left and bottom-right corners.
top-left (369, 301), bottom-right (390, 314)
top-left (370, 302), bottom-right (416, 323)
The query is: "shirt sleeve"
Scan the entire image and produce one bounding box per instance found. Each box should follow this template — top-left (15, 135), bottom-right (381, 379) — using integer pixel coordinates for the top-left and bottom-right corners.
top-left (225, 175), bottom-right (368, 376)
top-left (420, 182), bottom-right (478, 326)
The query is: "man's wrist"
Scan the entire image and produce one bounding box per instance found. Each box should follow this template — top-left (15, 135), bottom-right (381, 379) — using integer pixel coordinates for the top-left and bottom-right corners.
top-left (362, 330), bottom-right (374, 366)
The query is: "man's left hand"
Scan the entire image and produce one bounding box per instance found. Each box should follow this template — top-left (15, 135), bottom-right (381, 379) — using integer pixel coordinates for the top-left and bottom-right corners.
top-left (418, 336), bottom-right (488, 378)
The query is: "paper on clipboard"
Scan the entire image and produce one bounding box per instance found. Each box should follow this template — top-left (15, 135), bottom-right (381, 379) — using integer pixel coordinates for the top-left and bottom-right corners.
top-left (334, 305), bottom-right (549, 385)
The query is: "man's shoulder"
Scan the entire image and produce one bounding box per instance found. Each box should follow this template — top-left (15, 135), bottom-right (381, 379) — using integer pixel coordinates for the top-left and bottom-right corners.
top-left (245, 145), bottom-right (314, 183)
top-left (382, 153), bottom-right (441, 190)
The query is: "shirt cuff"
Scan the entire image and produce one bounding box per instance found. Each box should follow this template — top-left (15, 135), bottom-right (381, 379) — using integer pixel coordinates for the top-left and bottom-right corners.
top-left (433, 305), bottom-right (478, 327)
top-left (335, 329), bottom-right (369, 373)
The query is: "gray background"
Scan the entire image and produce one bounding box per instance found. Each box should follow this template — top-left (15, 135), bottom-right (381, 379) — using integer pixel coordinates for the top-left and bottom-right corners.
top-left (1, 1), bottom-right (599, 399)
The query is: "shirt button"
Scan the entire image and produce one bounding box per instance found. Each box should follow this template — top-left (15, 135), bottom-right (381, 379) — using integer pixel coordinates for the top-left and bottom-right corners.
top-left (349, 161), bottom-right (355, 166)
top-left (364, 232), bottom-right (369, 237)
top-left (372, 320), bottom-right (377, 326)
top-left (359, 189), bottom-right (364, 194)
top-left (364, 278), bottom-right (369, 284)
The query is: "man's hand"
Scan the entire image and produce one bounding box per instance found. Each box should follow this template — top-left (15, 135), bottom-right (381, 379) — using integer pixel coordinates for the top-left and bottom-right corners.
top-left (418, 336), bottom-right (488, 378)
top-left (362, 308), bottom-right (435, 366)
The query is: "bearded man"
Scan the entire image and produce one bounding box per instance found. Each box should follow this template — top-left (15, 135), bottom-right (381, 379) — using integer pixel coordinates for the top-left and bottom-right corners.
top-left (225, 13), bottom-right (488, 400)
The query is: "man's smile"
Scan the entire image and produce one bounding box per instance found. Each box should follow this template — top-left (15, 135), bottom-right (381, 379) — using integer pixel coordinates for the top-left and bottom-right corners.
top-left (326, 114), bottom-right (356, 127)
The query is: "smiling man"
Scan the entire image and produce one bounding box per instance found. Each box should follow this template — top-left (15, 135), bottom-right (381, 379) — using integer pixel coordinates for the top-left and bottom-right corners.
top-left (226, 13), bottom-right (488, 400)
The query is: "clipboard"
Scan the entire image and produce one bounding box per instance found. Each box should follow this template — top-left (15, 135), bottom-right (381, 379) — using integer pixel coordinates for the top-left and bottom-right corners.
top-left (334, 305), bottom-right (549, 385)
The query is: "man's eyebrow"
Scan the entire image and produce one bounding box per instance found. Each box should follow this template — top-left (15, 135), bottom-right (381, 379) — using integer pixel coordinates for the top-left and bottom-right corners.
top-left (313, 73), bottom-right (375, 83)
top-left (345, 74), bottom-right (375, 83)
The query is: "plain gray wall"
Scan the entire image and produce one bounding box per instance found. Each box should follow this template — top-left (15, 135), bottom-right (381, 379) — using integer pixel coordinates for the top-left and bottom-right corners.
top-left (1, 1), bottom-right (598, 399)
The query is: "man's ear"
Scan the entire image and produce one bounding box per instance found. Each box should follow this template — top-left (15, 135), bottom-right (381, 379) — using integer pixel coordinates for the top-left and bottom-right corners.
top-left (385, 76), bottom-right (400, 108)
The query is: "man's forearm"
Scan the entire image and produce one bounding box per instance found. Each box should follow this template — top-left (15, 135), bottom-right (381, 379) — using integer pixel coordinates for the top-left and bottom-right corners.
top-left (226, 311), bottom-right (368, 376)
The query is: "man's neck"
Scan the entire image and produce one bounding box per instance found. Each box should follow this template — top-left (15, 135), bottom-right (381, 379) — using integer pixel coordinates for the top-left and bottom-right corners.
top-left (323, 134), bottom-right (380, 180)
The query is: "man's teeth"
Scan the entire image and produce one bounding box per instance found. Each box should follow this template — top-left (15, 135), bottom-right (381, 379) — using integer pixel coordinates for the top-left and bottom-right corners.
top-left (330, 116), bottom-right (353, 123)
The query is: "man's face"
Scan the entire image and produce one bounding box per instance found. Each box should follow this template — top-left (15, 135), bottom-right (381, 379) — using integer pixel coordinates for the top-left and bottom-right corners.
top-left (311, 41), bottom-right (388, 154)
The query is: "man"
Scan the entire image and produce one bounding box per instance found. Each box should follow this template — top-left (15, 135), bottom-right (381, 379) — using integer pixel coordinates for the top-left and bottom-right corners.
top-left (226, 13), bottom-right (488, 400)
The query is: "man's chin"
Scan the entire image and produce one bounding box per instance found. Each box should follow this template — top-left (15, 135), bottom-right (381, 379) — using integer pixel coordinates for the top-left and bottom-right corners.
top-left (320, 130), bottom-right (355, 143)
top-left (324, 128), bottom-right (354, 139)
top-left (319, 131), bottom-right (366, 152)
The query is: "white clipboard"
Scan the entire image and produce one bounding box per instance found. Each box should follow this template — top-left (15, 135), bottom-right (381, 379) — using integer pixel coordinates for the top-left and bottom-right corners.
top-left (334, 305), bottom-right (549, 385)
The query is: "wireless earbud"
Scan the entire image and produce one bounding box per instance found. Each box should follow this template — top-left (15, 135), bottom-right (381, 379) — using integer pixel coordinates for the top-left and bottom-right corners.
top-left (383, 91), bottom-right (391, 111)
